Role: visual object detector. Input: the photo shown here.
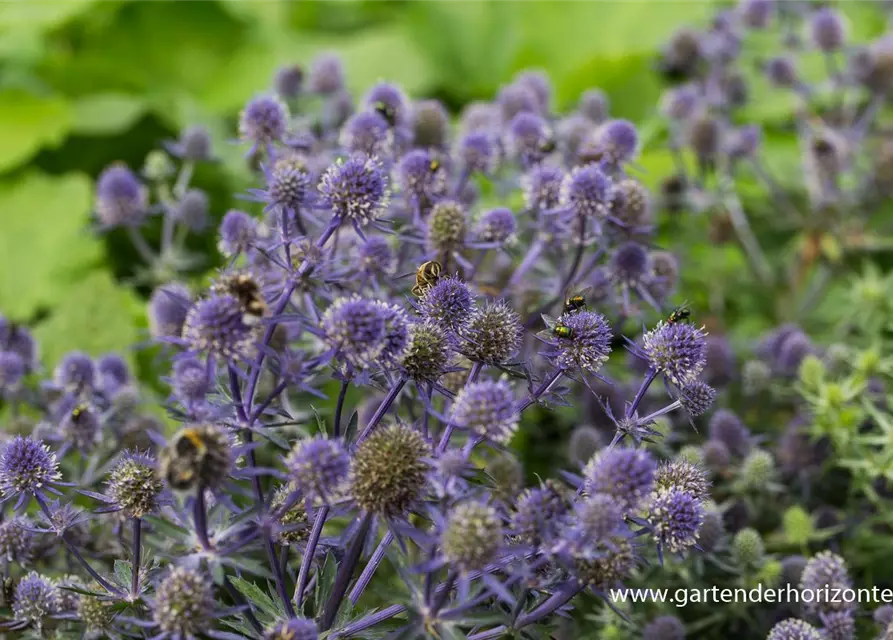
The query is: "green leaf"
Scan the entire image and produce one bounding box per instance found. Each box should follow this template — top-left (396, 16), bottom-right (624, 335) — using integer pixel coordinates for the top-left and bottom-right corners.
top-left (0, 172), bottom-right (100, 320)
top-left (113, 559), bottom-right (132, 589)
top-left (0, 0), bottom-right (97, 32)
top-left (32, 269), bottom-right (142, 371)
top-left (72, 93), bottom-right (147, 136)
top-left (229, 576), bottom-right (282, 620)
top-left (0, 90), bottom-right (71, 173)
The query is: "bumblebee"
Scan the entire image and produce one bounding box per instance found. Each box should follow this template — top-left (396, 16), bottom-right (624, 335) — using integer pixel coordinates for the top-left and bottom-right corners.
top-left (160, 425), bottom-right (231, 491)
top-left (411, 260), bottom-right (443, 297)
top-left (667, 303), bottom-right (691, 325)
top-left (213, 273), bottom-right (268, 324)
top-left (553, 323), bottom-right (574, 339)
top-left (373, 101), bottom-right (398, 127)
top-left (70, 403), bottom-right (90, 423)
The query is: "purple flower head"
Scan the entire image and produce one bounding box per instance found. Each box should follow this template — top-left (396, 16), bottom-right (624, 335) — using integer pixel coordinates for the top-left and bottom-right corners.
top-left (820, 611), bottom-right (855, 640)
top-left (59, 401), bottom-right (101, 452)
top-left (12, 571), bottom-right (60, 627)
top-left (609, 241), bottom-right (651, 287)
top-left (350, 423), bottom-right (429, 516)
top-left (698, 507), bottom-right (725, 552)
top-left (0, 351), bottom-right (25, 390)
top-left (655, 459), bottom-right (710, 501)
top-left (182, 294), bottom-right (259, 361)
top-left (739, 0), bottom-right (773, 28)
top-left (95, 165), bottom-right (148, 227)
top-left (172, 356), bottom-right (209, 404)
top-left (583, 447), bottom-right (656, 513)
top-left (53, 352), bottom-right (95, 390)
top-left (264, 617), bottom-right (318, 640)
top-left (319, 155), bottom-right (390, 226)
top-left (567, 492), bottom-right (625, 550)
top-left (450, 379), bottom-right (519, 444)
top-left (648, 488), bottom-right (703, 553)
top-left (642, 320), bottom-right (708, 386)
top-left (426, 200), bottom-right (467, 254)
top-left (644, 616), bottom-right (685, 640)
top-left (456, 131), bottom-right (499, 175)
top-left (507, 112), bottom-right (553, 167)
top-left (800, 551), bottom-right (854, 615)
top-left (97, 352), bottom-right (129, 396)
top-left (0, 436), bottom-right (61, 502)
top-left (148, 282), bottom-right (192, 339)
top-left (678, 379), bottom-right (716, 417)
top-left (308, 52), bottom-right (345, 95)
top-left (399, 321), bottom-right (451, 383)
top-left (511, 480), bottom-right (570, 548)
top-left (442, 501), bottom-right (504, 573)
top-left (168, 125), bottom-right (213, 162)
top-left (411, 99), bottom-right (450, 150)
top-left (578, 88), bottom-right (609, 123)
top-left (811, 7), bottom-right (845, 52)
top-left (497, 82), bottom-right (541, 122)
top-left (875, 605), bottom-right (893, 628)
top-left (356, 236), bottom-right (395, 276)
top-left (396, 149), bottom-right (447, 204)
top-left (461, 101), bottom-right (501, 134)
top-left (217, 210), bottom-right (257, 257)
top-left (521, 164), bottom-right (565, 211)
top-left (239, 95), bottom-right (289, 149)
top-left (610, 178), bottom-right (653, 230)
top-left (173, 188), bottom-right (210, 231)
top-left (0, 322), bottom-right (37, 372)
top-left (708, 409), bottom-right (751, 458)
top-left (767, 619), bottom-right (824, 640)
top-left (560, 164), bottom-right (613, 219)
top-left (766, 55), bottom-right (798, 88)
top-left (648, 250), bottom-right (680, 300)
top-left (107, 450), bottom-right (163, 518)
top-left (153, 567), bottom-right (215, 637)
top-left (274, 64), bottom-right (303, 99)
top-left (286, 437), bottom-right (350, 504)
top-left (556, 114), bottom-right (594, 161)
top-left (726, 124), bottom-right (762, 161)
top-left (0, 516), bottom-right (34, 563)
top-left (660, 84), bottom-right (700, 121)
top-left (476, 207), bottom-right (516, 244)
top-left (372, 301), bottom-right (411, 367)
top-left (547, 310), bottom-right (612, 374)
top-left (320, 295), bottom-right (387, 369)
top-left (266, 157), bottom-right (312, 212)
top-left (462, 301), bottom-right (523, 365)
top-left (514, 69), bottom-right (551, 113)
top-left (340, 110), bottom-right (393, 157)
top-left (596, 119), bottom-right (639, 165)
top-left (364, 82), bottom-right (411, 129)
top-left (777, 329), bottom-right (814, 376)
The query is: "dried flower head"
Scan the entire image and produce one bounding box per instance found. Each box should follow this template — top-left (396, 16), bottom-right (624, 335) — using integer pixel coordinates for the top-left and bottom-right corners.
top-left (400, 322), bottom-right (451, 383)
top-left (426, 200), bottom-right (467, 254)
top-left (153, 567), bottom-right (215, 637)
top-left (654, 459), bottom-right (710, 501)
top-left (107, 450), bottom-right (163, 518)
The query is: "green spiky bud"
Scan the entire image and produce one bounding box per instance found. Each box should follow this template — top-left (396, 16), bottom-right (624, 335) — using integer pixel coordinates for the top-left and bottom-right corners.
top-left (733, 527), bottom-right (764, 568)
top-left (107, 451), bottom-right (163, 518)
top-left (442, 502), bottom-right (503, 572)
top-left (426, 200), bottom-right (467, 253)
top-left (350, 423), bottom-right (429, 516)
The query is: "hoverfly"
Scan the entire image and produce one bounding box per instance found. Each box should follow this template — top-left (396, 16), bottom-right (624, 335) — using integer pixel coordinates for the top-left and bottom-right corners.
top-left (411, 260), bottom-right (443, 297)
top-left (213, 273), bottom-right (268, 324)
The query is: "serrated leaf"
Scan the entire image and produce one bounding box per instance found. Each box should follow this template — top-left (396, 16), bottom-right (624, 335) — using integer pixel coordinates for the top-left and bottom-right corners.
top-left (71, 93), bottom-right (147, 136)
top-left (113, 560), bottom-right (132, 589)
top-left (0, 172), bottom-right (100, 320)
top-left (33, 269), bottom-right (142, 371)
top-left (229, 576), bottom-right (282, 620)
top-left (313, 552), bottom-right (338, 617)
top-left (0, 90), bottom-right (71, 174)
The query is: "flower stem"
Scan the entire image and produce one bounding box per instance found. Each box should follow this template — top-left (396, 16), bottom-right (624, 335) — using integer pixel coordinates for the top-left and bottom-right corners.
top-left (517, 368), bottom-right (563, 413)
top-left (194, 486), bottom-right (211, 550)
top-left (348, 530), bottom-right (393, 605)
top-left (355, 377), bottom-right (406, 443)
top-left (131, 517), bottom-right (141, 597)
top-left (333, 378), bottom-right (350, 438)
top-left (560, 214), bottom-right (587, 293)
top-left (126, 227), bottom-right (157, 265)
top-left (321, 512), bottom-right (373, 631)
top-left (626, 368), bottom-right (658, 418)
top-left (295, 505), bottom-right (329, 608)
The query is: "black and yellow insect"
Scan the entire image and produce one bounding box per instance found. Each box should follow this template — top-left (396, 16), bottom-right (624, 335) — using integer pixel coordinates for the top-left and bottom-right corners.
top-left (552, 323), bottom-right (574, 339)
top-left (411, 260), bottom-right (443, 297)
top-left (373, 101), bottom-right (398, 127)
top-left (213, 273), bottom-right (268, 324)
top-left (164, 427), bottom-right (209, 490)
top-left (563, 294), bottom-right (587, 315)
top-left (429, 158), bottom-right (441, 173)
top-left (539, 137), bottom-right (557, 154)
top-left (70, 403), bottom-right (89, 423)
top-left (667, 303), bottom-right (691, 325)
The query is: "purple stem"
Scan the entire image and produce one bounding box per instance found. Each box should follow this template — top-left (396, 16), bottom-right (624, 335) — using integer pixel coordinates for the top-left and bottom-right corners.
top-left (467, 582), bottom-right (583, 640)
top-left (249, 379), bottom-right (288, 423)
top-left (355, 377), bottom-right (407, 444)
top-left (559, 214), bottom-right (587, 293)
top-left (626, 368), bottom-right (658, 418)
top-left (333, 379), bottom-right (350, 438)
top-left (348, 530), bottom-right (394, 605)
top-left (267, 534), bottom-right (297, 618)
top-left (194, 486), bottom-right (212, 550)
top-left (321, 512), bottom-right (373, 630)
top-left (517, 368), bottom-right (563, 413)
top-left (506, 237), bottom-right (544, 291)
top-left (35, 494), bottom-right (120, 596)
top-left (131, 517), bottom-right (141, 597)
top-left (333, 604), bottom-right (407, 638)
top-left (295, 505), bottom-right (329, 607)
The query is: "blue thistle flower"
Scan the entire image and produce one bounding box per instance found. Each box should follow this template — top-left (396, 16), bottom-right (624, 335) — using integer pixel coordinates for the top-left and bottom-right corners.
top-left (0, 516), bottom-right (34, 563)
top-left (578, 88), bottom-right (609, 123)
top-left (274, 64), bottom-right (303, 99)
top-left (647, 488), bottom-right (704, 554)
top-left (12, 572), bottom-right (60, 629)
top-left (740, 0), bottom-right (773, 29)
top-left (678, 379), bottom-right (716, 416)
top-left (106, 450), bottom-right (163, 518)
top-left (514, 69), bottom-right (551, 112)
top-left (521, 164), bottom-right (565, 211)
top-left (475, 207), bottom-right (516, 244)
top-left (497, 82), bottom-right (541, 122)
top-left (264, 618), bottom-right (318, 640)
top-left (0, 351), bottom-right (25, 391)
top-left (545, 310), bottom-right (612, 374)
top-left (810, 7), bottom-right (845, 52)
top-left (97, 352), bottom-right (130, 396)
top-left (58, 401), bottom-right (101, 452)
top-left (263, 156), bottom-right (312, 213)
top-left (507, 112), bottom-right (553, 167)
top-left (708, 409), bottom-right (751, 458)
top-left (820, 611), bottom-right (855, 640)
top-left (286, 437), bottom-right (350, 504)
top-left (595, 119), bottom-right (639, 166)
top-left (340, 110), bottom-right (393, 157)
top-left (660, 84), bottom-right (701, 120)
top-left (641, 320), bottom-right (708, 387)
top-left (53, 351), bottom-right (95, 390)
top-left (411, 99), bottom-right (450, 150)
top-left (655, 459), bottom-right (710, 501)
top-left (172, 356), bottom-right (210, 405)
top-left (182, 294), bottom-right (259, 361)
top-left (418, 276), bottom-right (474, 334)
top-left (217, 210), bottom-right (258, 257)
top-left (875, 605), bottom-right (893, 629)
top-left (0, 436), bottom-right (62, 505)
top-left (765, 55), bottom-right (798, 88)
top-left (173, 188), bottom-right (210, 231)
top-left (350, 423), bottom-right (429, 516)
top-left (320, 295), bottom-right (387, 369)
top-left (396, 149), bottom-right (447, 205)
top-left (95, 165), bottom-right (148, 227)
top-left (356, 236), bottom-right (395, 277)
top-left (308, 52), bottom-right (345, 95)
top-left (461, 301), bottom-right (523, 366)
top-left (373, 301), bottom-right (411, 367)
top-left (583, 447), bottom-right (656, 513)
top-left (0, 321), bottom-right (37, 373)
top-left (460, 101), bottom-right (501, 134)
top-left (152, 567), bottom-right (215, 638)
top-left (363, 82), bottom-right (411, 129)
top-left (511, 480), bottom-right (570, 548)
top-left (564, 492), bottom-right (625, 553)
top-left (426, 200), bottom-right (467, 254)
top-left (318, 155), bottom-right (390, 227)
top-left (560, 163), bottom-right (613, 220)
top-left (239, 95), bottom-right (289, 151)
top-left (609, 241), bottom-right (651, 289)
top-left (643, 616), bottom-right (685, 640)
top-left (442, 501), bottom-right (504, 573)
top-left (450, 380), bottom-right (519, 444)
top-left (767, 619), bottom-right (824, 640)
top-left (456, 131), bottom-right (499, 175)
top-left (148, 282), bottom-right (192, 339)
top-left (167, 125), bottom-right (213, 162)
top-left (800, 552), bottom-right (854, 615)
